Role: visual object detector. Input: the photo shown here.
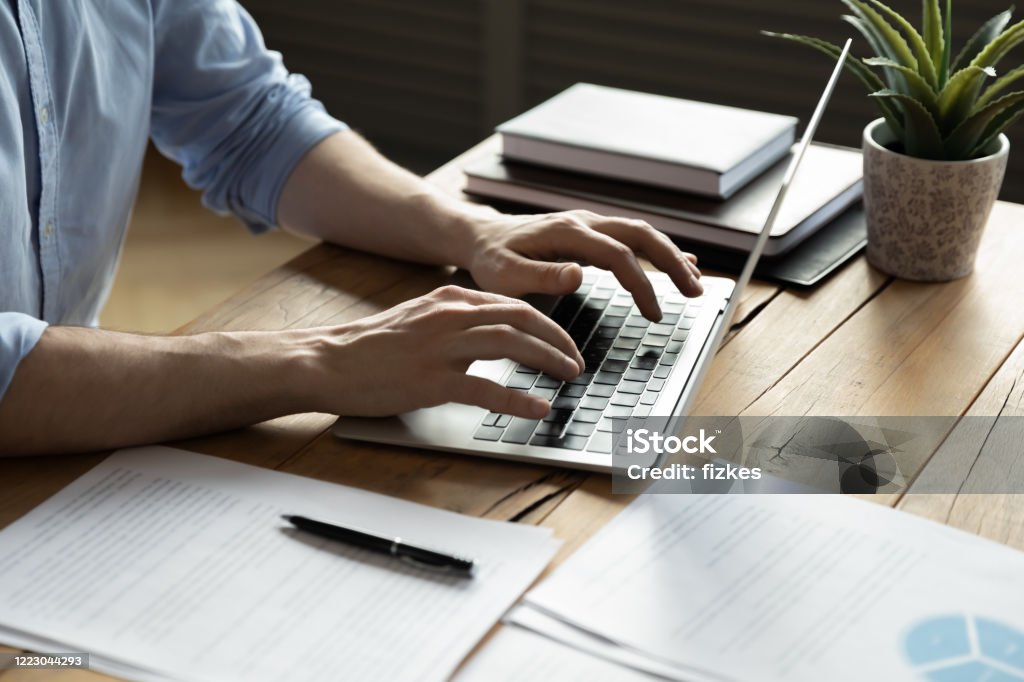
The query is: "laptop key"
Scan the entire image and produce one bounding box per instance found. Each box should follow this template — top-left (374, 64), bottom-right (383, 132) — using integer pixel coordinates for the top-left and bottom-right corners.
top-left (586, 383), bottom-right (616, 398)
top-left (642, 335), bottom-right (668, 348)
top-left (573, 408), bottom-right (604, 424)
top-left (654, 365), bottom-right (672, 379)
top-left (552, 396), bottom-right (581, 411)
top-left (542, 408), bottom-right (575, 424)
top-left (613, 337), bottom-right (642, 351)
top-left (588, 431), bottom-right (614, 454)
top-left (647, 378), bottom-right (666, 392)
top-left (581, 395), bottom-right (610, 410)
top-left (566, 372), bottom-right (595, 386)
top-left (660, 352), bottom-right (680, 366)
top-left (631, 356), bottom-right (659, 371)
top-left (506, 373), bottom-right (536, 390)
top-left (607, 304), bottom-right (631, 316)
top-left (634, 405), bottom-right (652, 418)
top-left (550, 295), bottom-right (586, 328)
top-left (611, 392), bottom-right (640, 407)
top-left (558, 383), bottom-right (587, 398)
top-left (607, 348), bottom-right (633, 362)
top-left (594, 371), bottom-right (622, 385)
top-left (530, 386), bottom-right (558, 400)
top-left (606, 405), bottom-right (634, 419)
top-left (619, 327), bottom-right (646, 339)
top-left (625, 315), bottom-right (650, 328)
top-left (474, 425), bottom-right (505, 441)
top-left (624, 368), bottom-right (653, 383)
top-left (565, 420), bottom-right (597, 437)
top-left (640, 391), bottom-right (660, 406)
top-left (598, 417), bottom-right (628, 433)
top-left (536, 375), bottom-right (562, 389)
top-left (648, 323), bottom-right (675, 336)
top-left (516, 365), bottom-right (540, 375)
top-left (602, 315), bottom-right (627, 328)
top-left (535, 421), bottom-right (566, 437)
top-left (618, 380), bottom-right (647, 395)
top-left (501, 418), bottom-right (540, 444)
top-left (495, 414), bottom-right (512, 427)
top-left (529, 434), bottom-right (589, 451)
top-left (601, 359), bottom-right (629, 374)
top-left (666, 340), bottom-right (685, 354)
top-left (482, 412), bottom-right (501, 427)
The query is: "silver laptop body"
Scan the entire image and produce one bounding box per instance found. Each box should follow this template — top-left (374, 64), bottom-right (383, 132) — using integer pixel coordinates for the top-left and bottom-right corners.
top-left (332, 42), bottom-right (852, 472)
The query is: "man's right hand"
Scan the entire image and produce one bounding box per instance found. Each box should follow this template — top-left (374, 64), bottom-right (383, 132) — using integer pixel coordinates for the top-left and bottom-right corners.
top-left (301, 285), bottom-right (585, 420)
top-left (0, 286), bottom-right (585, 455)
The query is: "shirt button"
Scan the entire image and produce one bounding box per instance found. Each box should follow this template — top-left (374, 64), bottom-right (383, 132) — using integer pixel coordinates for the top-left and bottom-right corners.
top-left (44, 222), bottom-right (54, 239)
top-left (39, 107), bottom-right (49, 125)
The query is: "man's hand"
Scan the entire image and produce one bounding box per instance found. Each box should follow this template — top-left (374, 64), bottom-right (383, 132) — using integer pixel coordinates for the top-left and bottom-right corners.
top-left (279, 133), bottom-right (703, 322)
top-left (304, 285), bottom-right (584, 420)
top-left (466, 210), bottom-right (703, 321)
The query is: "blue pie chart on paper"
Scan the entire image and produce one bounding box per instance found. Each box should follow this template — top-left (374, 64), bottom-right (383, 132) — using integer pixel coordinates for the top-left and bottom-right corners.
top-left (905, 615), bottom-right (1024, 681)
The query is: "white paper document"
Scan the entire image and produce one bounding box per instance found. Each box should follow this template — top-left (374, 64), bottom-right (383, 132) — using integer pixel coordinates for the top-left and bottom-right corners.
top-left (0, 447), bottom-right (561, 682)
top-left (520, 494), bottom-right (1024, 682)
top-left (455, 623), bottom-right (659, 682)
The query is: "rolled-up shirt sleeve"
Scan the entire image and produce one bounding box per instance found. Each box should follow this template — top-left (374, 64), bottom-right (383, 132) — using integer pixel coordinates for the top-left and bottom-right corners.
top-left (0, 313), bottom-right (48, 402)
top-left (149, 0), bottom-right (347, 233)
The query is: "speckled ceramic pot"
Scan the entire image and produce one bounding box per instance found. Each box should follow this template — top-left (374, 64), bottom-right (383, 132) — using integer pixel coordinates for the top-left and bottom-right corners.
top-left (862, 118), bottom-right (1009, 282)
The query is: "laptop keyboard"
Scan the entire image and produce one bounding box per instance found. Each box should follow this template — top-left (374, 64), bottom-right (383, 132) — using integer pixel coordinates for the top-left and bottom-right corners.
top-left (473, 271), bottom-right (702, 453)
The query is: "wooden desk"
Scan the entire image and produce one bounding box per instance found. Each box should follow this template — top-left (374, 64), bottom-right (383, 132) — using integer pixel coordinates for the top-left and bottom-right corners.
top-left (3, 136), bottom-right (1024, 680)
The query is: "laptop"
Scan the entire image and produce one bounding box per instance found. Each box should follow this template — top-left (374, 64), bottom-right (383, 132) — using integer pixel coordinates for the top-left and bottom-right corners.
top-left (333, 41), bottom-right (852, 472)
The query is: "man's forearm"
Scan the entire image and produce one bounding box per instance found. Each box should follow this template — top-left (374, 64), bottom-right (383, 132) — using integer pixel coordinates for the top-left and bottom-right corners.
top-left (277, 131), bottom-right (493, 268)
top-left (0, 327), bottom-right (313, 456)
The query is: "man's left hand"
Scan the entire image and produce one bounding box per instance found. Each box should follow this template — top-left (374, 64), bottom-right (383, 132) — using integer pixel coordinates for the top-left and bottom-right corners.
top-left (466, 209), bottom-right (703, 321)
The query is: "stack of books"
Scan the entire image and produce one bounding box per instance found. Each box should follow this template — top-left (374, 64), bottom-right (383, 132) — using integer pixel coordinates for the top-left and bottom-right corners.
top-left (464, 83), bottom-right (865, 266)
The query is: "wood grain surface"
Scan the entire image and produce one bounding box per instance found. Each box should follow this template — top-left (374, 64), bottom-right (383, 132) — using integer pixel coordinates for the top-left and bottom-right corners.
top-left (3, 136), bottom-right (1024, 680)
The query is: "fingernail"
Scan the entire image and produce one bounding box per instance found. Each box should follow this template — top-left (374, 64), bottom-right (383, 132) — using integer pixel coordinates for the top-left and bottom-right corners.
top-left (559, 266), bottom-right (578, 289)
top-left (563, 357), bottom-right (581, 376)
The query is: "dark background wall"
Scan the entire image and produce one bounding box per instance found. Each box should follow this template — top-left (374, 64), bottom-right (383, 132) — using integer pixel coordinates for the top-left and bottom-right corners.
top-left (243, 0), bottom-right (1024, 202)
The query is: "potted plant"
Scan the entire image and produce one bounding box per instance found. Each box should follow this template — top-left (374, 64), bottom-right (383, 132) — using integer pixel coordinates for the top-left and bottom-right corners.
top-left (766, 1), bottom-right (1024, 281)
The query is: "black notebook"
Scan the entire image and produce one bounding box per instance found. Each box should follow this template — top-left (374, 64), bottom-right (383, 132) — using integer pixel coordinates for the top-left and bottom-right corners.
top-left (464, 144), bottom-right (863, 258)
top-left (470, 198), bottom-right (866, 289)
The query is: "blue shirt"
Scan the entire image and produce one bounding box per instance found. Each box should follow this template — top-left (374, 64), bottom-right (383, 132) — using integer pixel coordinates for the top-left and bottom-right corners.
top-left (0, 0), bottom-right (346, 400)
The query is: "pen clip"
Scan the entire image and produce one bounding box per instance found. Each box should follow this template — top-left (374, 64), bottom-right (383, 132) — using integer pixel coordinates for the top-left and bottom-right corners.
top-left (398, 553), bottom-right (464, 574)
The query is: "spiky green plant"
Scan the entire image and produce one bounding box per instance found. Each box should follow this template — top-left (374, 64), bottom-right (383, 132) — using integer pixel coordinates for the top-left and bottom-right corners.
top-left (764, 1), bottom-right (1024, 160)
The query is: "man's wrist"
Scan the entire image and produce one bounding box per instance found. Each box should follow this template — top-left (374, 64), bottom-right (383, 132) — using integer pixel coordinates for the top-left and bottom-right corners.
top-left (411, 189), bottom-right (500, 271)
top-left (207, 329), bottom-right (321, 418)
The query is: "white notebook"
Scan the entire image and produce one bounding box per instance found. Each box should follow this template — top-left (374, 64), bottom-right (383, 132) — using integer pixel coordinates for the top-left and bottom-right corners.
top-left (498, 83), bottom-right (798, 199)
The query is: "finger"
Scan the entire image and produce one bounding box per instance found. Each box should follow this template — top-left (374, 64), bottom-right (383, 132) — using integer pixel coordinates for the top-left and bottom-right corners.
top-left (450, 375), bottom-right (550, 419)
top-left (456, 325), bottom-right (581, 380)
top-left (493, 252), bottom-right (584, 297)
top-left (459, 303), bottom-right (584, 371)
top-left (542, 220), bottom-right (662, 320)
top-left (590, 219), bottom-right (704, 297)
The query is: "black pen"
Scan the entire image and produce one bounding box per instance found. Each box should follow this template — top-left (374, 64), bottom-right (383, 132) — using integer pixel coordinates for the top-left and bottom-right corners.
top-left (282, 515), bottom-right (476, 578)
